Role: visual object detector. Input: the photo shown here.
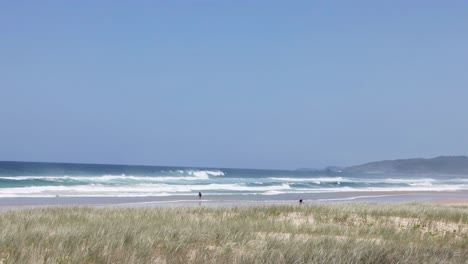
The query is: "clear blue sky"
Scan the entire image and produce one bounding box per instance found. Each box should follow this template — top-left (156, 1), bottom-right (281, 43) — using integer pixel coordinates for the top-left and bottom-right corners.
top-left (1, 1), bottom-right (467, 169)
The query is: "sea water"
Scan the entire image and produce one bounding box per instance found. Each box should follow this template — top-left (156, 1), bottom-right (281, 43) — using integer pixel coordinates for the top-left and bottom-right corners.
top-left (0, 161), bottom-right (467, 198)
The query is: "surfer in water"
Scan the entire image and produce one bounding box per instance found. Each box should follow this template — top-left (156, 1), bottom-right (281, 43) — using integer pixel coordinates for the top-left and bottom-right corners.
top-left (198, 192), bottom-right (202, 200)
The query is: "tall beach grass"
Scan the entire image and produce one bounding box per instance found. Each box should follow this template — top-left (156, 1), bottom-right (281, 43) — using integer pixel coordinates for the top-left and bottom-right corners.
top-left (0, 203), bottom-right (467, 263)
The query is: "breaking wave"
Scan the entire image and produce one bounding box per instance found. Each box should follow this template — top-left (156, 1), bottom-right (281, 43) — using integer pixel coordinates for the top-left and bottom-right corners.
top-left (0, 183), bottom-right (291, 198)
top-left (0, 169), bottom-right (225, 184)
top-left (1, 164), bottom-right (467, 198)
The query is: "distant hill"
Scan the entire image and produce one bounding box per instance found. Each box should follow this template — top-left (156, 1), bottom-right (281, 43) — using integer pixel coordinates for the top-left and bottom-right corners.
top-left (296, 166), bottom-right (343, 173)
top-left (344, 156), bottom-right (468, 175)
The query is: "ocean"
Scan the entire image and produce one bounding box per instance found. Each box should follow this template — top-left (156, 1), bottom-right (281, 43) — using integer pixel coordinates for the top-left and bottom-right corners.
top-left (1, 161), bottom-right (467, 198)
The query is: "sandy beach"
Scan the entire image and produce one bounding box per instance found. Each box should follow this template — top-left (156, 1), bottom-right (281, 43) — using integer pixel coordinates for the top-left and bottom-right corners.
top-left (434, 198), bottom-right (468, 205)
top-left (1, 190), bottom-right (468, 210)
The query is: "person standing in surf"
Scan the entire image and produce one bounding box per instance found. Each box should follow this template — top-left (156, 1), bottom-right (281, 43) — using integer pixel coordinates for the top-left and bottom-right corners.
top-left (198, 192), bottom-right (202, 200)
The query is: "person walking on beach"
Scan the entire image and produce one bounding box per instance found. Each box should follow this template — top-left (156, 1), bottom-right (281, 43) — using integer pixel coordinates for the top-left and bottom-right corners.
top-left (299, 199), bottom-right (303, 204)
top-left (198, 192), bottom-right (202, 200)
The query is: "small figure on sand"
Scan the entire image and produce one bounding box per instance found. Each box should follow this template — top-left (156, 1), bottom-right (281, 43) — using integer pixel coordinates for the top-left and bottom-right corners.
top-left (299, 199), bottom-right (303, 204)
top-left (198, 192), bottom-right (202, 200)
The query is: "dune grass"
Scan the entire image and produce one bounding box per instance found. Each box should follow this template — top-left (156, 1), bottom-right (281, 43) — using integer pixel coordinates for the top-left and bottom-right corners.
top-left (0, 203), bottom-right (467, 263)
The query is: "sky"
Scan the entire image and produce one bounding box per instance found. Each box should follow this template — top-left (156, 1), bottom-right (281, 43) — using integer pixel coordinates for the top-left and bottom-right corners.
top-left (1, 1), bottom-right (468, 169)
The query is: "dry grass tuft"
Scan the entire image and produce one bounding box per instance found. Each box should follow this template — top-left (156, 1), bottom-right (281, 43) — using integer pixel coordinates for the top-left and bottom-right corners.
top-left (0, 203), bottom-right (467, 263)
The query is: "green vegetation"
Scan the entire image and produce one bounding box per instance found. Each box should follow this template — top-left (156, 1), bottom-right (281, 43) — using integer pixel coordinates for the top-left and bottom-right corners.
top-left (1, 203), bottom-right (467, 263)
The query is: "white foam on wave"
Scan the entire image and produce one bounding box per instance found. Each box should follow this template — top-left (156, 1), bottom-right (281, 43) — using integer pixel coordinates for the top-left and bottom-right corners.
top-left (263, 190), bottom-right (286, 195)
top-left (316, 194), bottom-right (403, 202)
top-left (0, 176), bottom-right (74, 181)
top-left (1, 181), bottom-right (467, 198)
top-left (269, 177), bottom-right (451, 187)
top-left (97, 174), bottom-right (211, 182)
top-left (269, 177), bottom-right (346, 183)
top-left (408, 181), bottom-right (433, 187)
top-left (283, 185), bottom-right (468, 194)
top-left (382, 178), bottom-right (437, 184)
top-left (1, 172), bottom-right (468, 198)
top-left (0, 183), bottom-right (291, 198)
top-left (0, 170), bottom-right (225, 183)
top-left (188, 170), bottom-right (225, 177)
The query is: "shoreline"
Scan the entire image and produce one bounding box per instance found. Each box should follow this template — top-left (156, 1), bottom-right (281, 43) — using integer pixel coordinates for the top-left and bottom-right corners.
top-left (1, 190), bottom-right (468, 210)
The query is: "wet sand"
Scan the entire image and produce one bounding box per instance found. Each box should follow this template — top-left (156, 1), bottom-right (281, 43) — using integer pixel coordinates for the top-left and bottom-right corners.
top-left (1, 190), bottom-right (468, 211)
top-left (434, 198), bottom-right (468, 205)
